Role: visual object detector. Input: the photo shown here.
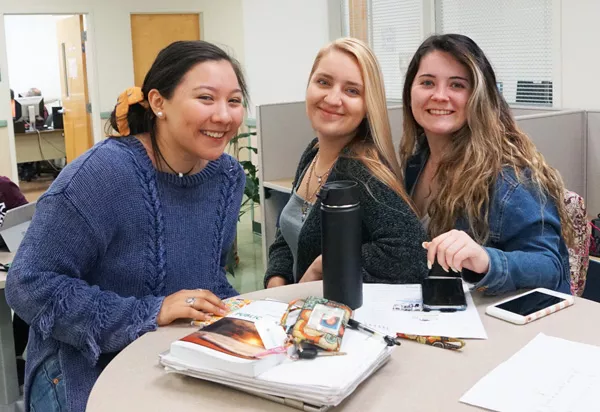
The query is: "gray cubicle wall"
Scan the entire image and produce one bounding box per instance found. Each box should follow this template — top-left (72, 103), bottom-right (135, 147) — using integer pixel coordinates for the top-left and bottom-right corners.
top-left (587, 111), bottom-right (600, 216)
top-left (515, 110), bottom-right (587, 199)
top-left (256, 102), bottom-right (312, 272)
top-left (511, 106), bottom-right (559, 117)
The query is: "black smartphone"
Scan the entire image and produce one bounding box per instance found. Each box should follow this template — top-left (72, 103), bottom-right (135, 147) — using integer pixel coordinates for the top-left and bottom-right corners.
top-left (422, 277), bottom-right (467, 312)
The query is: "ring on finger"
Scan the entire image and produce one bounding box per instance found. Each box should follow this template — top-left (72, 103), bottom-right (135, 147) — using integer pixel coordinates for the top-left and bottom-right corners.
top-left (185, 297), bottom-right (196, 306)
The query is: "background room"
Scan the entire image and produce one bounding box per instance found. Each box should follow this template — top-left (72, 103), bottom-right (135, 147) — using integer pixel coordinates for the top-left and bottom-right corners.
top-left (5, 14), bottom-right (92, 201)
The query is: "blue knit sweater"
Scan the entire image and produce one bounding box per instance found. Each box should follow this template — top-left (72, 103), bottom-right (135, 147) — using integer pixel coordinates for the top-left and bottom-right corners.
top-left (6, 136), bottom-right (245, 412)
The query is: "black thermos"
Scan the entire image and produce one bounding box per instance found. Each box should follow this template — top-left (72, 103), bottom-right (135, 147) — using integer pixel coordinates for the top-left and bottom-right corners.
top-left (319, 181), bottom-right (363, 310)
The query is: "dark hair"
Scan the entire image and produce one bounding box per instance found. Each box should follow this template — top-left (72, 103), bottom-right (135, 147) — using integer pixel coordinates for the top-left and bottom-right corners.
top-left (10, 89), bottom-right (14, 100)
top-left (108, 40), bottom-right (248, 165)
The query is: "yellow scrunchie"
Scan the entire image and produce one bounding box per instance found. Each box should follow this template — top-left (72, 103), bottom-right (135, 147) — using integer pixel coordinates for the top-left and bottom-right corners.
top-left (115, 86), bottom-right (149, 136)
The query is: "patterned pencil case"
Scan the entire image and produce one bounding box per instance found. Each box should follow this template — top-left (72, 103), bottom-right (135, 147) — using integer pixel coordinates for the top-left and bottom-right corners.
top-left (280, 296), bottom-right (352, 352)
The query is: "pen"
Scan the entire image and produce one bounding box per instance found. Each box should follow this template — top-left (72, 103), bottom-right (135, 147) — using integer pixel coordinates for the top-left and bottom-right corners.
top-left (347, 318), bottom-right (400, 347)
top-left (396, 333), bottom-right (465, 351)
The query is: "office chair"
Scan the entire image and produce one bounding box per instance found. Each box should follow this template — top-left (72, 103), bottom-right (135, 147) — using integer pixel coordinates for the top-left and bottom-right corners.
top-left (582, 260), bottom-right (600, 303)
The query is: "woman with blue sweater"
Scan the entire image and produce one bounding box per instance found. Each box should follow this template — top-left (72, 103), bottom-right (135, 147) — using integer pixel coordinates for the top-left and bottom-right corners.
top-left (400, 34), bottom-right (574, 295)
top-left (6, 40), bottom-right (247, 412)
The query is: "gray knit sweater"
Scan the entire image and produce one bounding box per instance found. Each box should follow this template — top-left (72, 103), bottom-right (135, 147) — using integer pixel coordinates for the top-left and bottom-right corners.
top-left (265, 138), bottom-right (428, 286)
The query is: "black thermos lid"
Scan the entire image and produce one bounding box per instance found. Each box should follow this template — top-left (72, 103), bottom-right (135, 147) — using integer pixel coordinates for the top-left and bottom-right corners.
top-left (318, 181), bottom-right (359, 207)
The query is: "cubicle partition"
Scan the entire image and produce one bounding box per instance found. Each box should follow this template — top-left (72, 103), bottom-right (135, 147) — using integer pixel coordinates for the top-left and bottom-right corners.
top-left (587, 111), bottom-right (600, 216)
top-left (257, 102), bottom-right (592, 271)
top-left (510, 106), bottom-right (559, 117)
top-left (515, 110), bottom-right (587, 198)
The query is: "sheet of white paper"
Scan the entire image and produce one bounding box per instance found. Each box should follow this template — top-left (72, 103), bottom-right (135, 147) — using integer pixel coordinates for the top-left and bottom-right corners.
top-left (353, 283), bottom-right (487, 339)
top-left (460, 333), bottom-right (600, 412)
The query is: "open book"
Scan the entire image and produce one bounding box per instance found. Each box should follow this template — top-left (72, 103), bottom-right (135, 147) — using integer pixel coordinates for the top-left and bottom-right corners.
top-left (169, 299), bottom-right (289, 377)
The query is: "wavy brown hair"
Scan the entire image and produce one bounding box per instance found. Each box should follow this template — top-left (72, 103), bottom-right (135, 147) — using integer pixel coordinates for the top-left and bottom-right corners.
top-left (309, 38), bottom-right (414, 211)
top-left (399, 34), bottom-right (574, 246)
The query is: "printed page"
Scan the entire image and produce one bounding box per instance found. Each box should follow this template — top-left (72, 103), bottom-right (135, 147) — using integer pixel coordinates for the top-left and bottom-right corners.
top-left (353, 284), bottom-right (488, 339)
top-left (460, 333), bottom-right (600, 412)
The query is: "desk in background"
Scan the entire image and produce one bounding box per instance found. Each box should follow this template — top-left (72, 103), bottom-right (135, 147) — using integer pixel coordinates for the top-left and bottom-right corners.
top-left (261, 178), bottom-right (294, 270)
top-left (0, 250), bottom-right (19, 411)
top-left (15, 128), bottom-right (65, 163)
top-left (87, 282), bottom-right (600, 412)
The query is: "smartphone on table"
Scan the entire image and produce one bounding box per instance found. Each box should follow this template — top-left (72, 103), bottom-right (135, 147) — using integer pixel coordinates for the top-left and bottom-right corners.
top-left (486, 288), bottom-right (574, 325)
top-left (421, 261), bottom-right (467, 312)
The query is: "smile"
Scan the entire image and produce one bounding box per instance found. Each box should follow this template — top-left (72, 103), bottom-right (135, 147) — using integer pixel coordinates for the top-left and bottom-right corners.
top-left (427, 109), bottom-right (454, 115)
top-left (202, 131), bottom-right (226, 139)
top-left (319, 107), bottom-right (343, 117)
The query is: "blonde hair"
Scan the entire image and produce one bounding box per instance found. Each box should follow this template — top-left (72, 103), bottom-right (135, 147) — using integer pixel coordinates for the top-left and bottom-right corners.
top-left (309, 37), bottom-right (414, 209)
top-left (399, 34), bottom-right (574, 246)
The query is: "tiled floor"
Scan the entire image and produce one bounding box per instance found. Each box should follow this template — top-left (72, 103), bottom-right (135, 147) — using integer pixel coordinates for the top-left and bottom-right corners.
top-left (227, 211), bottom-right (265, 294)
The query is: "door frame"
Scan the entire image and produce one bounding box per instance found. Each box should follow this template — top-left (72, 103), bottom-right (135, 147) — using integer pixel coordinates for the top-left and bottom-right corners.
top-left (0, 11), bottom-right (101, 183)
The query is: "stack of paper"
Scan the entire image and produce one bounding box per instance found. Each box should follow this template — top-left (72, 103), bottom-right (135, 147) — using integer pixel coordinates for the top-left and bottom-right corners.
top-left (160, 328), bottom-right (393, 410)
top-left (353, 284), bottom-right (488, 339)
top-left (461, 333), bottom-right (600, 411)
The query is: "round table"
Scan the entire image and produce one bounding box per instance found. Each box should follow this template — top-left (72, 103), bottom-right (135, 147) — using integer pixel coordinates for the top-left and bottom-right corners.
top-left (87, 282), bottom-right (600, 411)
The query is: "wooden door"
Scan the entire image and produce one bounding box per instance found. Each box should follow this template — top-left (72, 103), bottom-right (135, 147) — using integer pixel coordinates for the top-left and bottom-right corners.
top-left (57, 15), bottom-right (93, 163)
top-left (130, 14), bottom-right (201, 86)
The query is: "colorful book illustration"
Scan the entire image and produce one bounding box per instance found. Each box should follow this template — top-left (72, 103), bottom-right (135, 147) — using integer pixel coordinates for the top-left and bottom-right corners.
top-left (170, 300), bottom-right (289, 377)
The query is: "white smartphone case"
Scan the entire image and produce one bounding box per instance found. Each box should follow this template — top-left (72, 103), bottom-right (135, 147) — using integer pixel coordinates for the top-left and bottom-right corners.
top-left (485, 288), bottom-right (575, 325)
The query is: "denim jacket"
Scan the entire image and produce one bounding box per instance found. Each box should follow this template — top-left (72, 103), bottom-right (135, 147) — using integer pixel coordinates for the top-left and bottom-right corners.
top-left (405, 149), bottom-right (571, 295)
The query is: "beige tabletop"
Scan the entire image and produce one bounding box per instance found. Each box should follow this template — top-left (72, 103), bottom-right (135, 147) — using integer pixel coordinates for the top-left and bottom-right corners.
top-left (87, 282), bottom-right (600, 412)
top-left (263, 178), bottom-right (294, 194)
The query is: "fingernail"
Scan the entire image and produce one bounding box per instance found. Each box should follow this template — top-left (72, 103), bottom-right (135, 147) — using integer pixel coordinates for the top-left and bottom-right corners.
top-left (443, 265), bottom-right (449, 273)
top-left (219, 308), bottom-right (227, 315)
top-left (422, 242), bottom-right (429, 249)
top-left (451, 266), bottom-right (459, 273)
top-left (427, 260), bottom-right (432, 270)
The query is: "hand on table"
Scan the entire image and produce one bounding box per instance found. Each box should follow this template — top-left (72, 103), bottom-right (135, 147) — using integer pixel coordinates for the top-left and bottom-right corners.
top-left (157, 289), bottom-right (228, 326)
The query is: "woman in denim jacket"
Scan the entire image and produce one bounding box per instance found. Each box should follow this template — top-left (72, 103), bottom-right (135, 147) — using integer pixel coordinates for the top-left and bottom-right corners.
top-left (399, 34), bottom-right (574, 295)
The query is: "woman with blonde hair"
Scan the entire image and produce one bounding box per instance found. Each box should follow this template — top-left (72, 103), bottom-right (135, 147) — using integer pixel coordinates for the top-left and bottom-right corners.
top-left (401, 34), bottom-right (573, 294)
top-left (265, 38), bottom-right (427, 288)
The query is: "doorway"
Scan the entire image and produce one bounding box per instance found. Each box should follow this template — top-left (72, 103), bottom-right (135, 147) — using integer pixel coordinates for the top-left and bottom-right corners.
top-left (5, 14), bottom-right (95, 201)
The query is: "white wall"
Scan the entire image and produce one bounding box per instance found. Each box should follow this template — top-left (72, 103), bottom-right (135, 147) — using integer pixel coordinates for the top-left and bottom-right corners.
top-left (242, 0), bottom-right (337, 114)
top-left (5, 15), bottom-right (63, 101)
top-left (0, 0), bottom-right (245, 181)
top-left (560, 0), bottom-right (600, 110)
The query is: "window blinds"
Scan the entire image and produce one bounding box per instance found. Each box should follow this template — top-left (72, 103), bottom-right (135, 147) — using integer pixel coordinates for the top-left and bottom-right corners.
top-left (341, 0), bottom-right (423, 101)
top-left (437, 0), bottom-right (554, 106)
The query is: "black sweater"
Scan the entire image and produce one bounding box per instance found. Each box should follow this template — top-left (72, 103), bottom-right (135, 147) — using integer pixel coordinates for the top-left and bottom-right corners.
top-left (264, 138), bottom-right (428, 286)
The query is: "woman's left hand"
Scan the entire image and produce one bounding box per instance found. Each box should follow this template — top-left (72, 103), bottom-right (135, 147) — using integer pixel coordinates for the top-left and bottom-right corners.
top-left (424, 230), bottom-right (490, 274)
top-left (299, 255), bottom-right (323, 283)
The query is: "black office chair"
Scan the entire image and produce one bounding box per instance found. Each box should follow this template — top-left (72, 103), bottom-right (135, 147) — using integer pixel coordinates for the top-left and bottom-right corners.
top-left (582, 260), bottom-right (600, 303)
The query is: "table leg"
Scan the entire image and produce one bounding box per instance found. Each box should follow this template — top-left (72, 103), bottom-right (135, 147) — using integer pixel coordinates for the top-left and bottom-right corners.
top-left (0, 289), bottom-right (19, 410)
